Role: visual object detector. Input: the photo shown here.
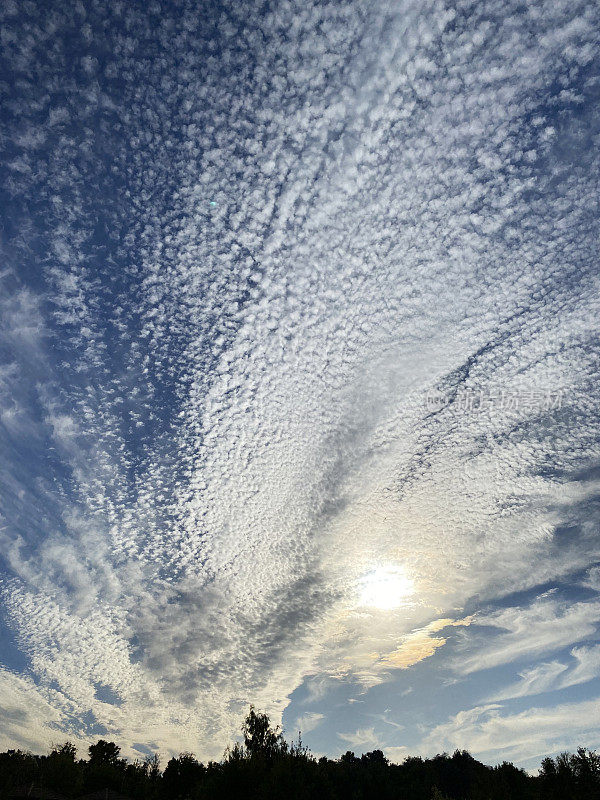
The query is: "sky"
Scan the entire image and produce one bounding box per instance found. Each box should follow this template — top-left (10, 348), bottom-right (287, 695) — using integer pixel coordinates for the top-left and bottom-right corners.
top-left (0, 0), bottom-right (600, 773)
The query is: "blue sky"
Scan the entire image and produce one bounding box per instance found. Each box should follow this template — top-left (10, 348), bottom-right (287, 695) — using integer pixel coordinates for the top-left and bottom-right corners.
top-left (1, 0), bottom-right (600, 772)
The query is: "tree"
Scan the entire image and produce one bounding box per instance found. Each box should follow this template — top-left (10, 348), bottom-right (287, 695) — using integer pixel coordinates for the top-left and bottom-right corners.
top-left (51, 742), bottom-right (77, 760)
top-left (538, 748), bottom-right (600, 800)
top-left (540, 756), bottom-right (556, 777)
top-left (46, 742), bottom-right (81, 796)
top-left (568, 748), bottom-right (600, 799)
top-left (88, 740), bottom-right (121, 766)
top-left (144, 752), bottom-right (161, 781)
top-left (163, 753), bottom-right (205, 798)
top-left (223, 743), bottom-right (246, 764)
top-left (361, 750), bottom-right (388, 766)
top-left (242, 707), bottom-right (287, 760)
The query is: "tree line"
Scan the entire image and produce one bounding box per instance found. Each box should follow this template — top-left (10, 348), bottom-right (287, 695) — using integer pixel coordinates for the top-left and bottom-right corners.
top-left (0, 707), bottom-right (598, 800)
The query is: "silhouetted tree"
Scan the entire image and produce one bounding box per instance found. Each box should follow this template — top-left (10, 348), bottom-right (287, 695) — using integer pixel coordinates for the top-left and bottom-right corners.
top-left (493, 760), bottom-right (532, 800)
top-left (242, 706), bottom-right (287, 761)
top-left (88, 740), bottom-right (122, 766)
top-left (0, 749), bottom-right (37, 796)
top-left (340, 750), bottom-right (360, 764)
top-left (51, 742), bottom-right (77, 760)
top-left (361, 749), bottom-right (388, 766)
top-left (144, 753), bottom-right (161, 782)
top-left (430, 788), bottom-right (452, 800)
top-left (163, 752), bottom-right (205, 799)
top-left (538, 747), bottom-right (600, 800)
top-left (0, 714), bottom-right (598, 800)
top-left (84, 740), bottom-right (127, 795)
top-left (45, 741), bottom-right (81, 796)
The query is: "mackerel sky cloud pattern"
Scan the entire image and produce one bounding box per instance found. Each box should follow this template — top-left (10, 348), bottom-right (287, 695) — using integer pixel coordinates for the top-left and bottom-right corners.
top-left (1, 0), bottom-right (599, 768)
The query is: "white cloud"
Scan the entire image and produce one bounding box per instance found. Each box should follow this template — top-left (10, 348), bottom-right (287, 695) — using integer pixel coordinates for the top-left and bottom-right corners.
top-left (584, 566), bottom-right (600, 591)
top-left (338, 727), bottom-right (380, 751)
top-left (457, 595), bottom-right (600, 675)
top-left (492, 661), bottom-right (569, 701)
top-left (0, 668), bottom-right (84, 755)
top-left (422, 697), bottom-right (600, 766)
top-left (0, 0), bottom-right (599, 762)
top-left (385, 745), bottom-right (409, 764)
top-left (492, 644), bottom-right (600, 701)
top-left (567, 645), bottom-right (600, 687)
top-left (293, 712), bottom-right (324, 735)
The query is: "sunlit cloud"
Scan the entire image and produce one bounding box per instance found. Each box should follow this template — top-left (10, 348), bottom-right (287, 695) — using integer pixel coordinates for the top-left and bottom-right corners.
top-left (380, 618), bottom-right (472, 670)
top-left (422, 698), bottom-right (600, 767)
top-left (357, 566), bottom-right (414, 611)
top-left (0, 0), bottom-right (599, 767)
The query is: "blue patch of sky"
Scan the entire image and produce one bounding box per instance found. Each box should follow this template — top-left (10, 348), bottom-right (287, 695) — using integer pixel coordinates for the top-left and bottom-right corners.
top-left (94, 683), bottom-right (123, 707)
top-left (0, 611), bottom-right (29, 674)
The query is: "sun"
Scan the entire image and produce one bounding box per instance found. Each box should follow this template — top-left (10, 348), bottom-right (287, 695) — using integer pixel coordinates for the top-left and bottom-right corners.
top-left (357, 565), bottom-right (414, 610)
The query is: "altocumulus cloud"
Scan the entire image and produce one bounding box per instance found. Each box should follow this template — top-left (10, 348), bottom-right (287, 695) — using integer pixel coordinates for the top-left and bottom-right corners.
top-left (0, 0), bottom-right (600, 765)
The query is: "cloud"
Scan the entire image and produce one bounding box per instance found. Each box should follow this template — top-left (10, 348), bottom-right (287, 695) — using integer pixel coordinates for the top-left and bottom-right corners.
top-left (491, 644), bottom-right (600, 701)
top-left (0, 0), bottom-right (599, 761)
top-left (380, 618), bottom-right (472, 670)
top-left (293, 713), bottom-right (324, 735)
top-left (422, 697), bottom-right (600, 766)
top-left (0, 667), bottom-right (82, 754)
top-left (491, 662), bottom-right (569, 701)
top-left (457, 595), bottom-right (600, 675)
top-left (338, 727), bottom-right (380, 751)
top-left (303, 614), bottom-right (471, 693)
top-left (583, 566), bottom-right (600, 591)
top-left (385, 745), bottom-right (409, 764)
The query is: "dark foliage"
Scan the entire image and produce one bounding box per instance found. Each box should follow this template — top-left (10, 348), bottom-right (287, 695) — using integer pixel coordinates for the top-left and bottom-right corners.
top-left (0, 709), bottom-right (598, 800)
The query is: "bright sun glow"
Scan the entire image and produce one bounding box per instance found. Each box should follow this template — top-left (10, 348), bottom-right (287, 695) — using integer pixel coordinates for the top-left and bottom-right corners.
top-left (358, 566), bottom-right (414, 610)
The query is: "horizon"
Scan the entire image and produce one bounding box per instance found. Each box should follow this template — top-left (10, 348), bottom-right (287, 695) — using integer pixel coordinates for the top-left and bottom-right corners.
top-left (1, 709), bottom-right (597, 774)
top-left (4, 711), bottom-right (597, 800)
top-left (1, 0), bottom-right (600, 775)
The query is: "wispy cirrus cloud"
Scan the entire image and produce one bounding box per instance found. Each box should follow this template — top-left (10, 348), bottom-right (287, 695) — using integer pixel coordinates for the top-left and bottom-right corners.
top-left (422, 697), bottom-right (600, 767)
top-left (293, 713), bottom-right (325, 736)
top-left (338, 727), bottom-right (381, 750)
top-left (457, 594), bottom-right (600, 675)
top-left (490, 644), bottom-right (600, 701)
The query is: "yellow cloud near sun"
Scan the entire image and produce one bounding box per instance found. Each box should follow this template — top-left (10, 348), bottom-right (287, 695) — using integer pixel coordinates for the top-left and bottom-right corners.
top-left (379, 617), bottom-right (472, 670)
